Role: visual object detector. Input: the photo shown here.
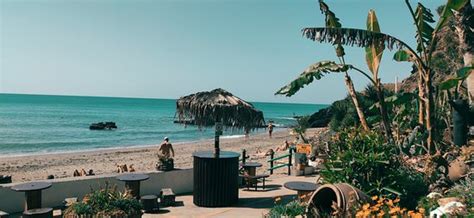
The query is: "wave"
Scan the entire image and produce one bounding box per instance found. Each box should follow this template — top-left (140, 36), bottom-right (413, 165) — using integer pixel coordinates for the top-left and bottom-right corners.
top-left (221, 134), bottom-right (246, 139)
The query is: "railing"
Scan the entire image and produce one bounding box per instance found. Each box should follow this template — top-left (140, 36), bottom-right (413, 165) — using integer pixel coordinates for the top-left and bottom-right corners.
top-left (267, 148), bottom-right (293, 175)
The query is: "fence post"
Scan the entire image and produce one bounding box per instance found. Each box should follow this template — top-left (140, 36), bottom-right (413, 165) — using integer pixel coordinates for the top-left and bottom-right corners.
top-left (242, 149), bottom-right (247, 164)
top-left (269, 150), bottom-right (274, 175)
top-left (288, 148), bottom-right (293, 175)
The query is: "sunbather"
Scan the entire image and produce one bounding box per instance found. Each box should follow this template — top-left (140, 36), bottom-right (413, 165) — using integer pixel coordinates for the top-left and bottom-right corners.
top-left (275, 140), bottom-right (290, 152)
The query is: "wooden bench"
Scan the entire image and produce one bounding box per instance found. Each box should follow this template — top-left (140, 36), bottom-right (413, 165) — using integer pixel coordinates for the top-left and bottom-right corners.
top-left (242, 174), bottom-right (269, 191)
top-left (160, 188), bottom-right (176, 206)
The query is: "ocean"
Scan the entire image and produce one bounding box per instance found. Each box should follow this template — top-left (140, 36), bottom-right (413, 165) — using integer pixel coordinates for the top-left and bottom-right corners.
top-left (0, 94), bottom-right (327, 156)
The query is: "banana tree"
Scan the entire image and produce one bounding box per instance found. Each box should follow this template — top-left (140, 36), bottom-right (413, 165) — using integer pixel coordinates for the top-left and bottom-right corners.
top-left (300, 0), bottom-right (469, 151)
top-left (365, 9), bottom-right (393, 141)
top-left (278, 0), bottom-right (370, 131)
top-left (452, 1), bottom-right (473, 104)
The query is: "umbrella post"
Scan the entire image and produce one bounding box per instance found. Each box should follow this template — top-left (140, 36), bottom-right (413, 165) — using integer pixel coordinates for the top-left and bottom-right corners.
top-left (215, 122), bottom-right (223, 156)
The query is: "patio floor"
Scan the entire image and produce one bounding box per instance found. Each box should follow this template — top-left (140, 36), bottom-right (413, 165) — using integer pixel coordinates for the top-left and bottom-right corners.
top-left (143, 174), bottom-right (319, 218)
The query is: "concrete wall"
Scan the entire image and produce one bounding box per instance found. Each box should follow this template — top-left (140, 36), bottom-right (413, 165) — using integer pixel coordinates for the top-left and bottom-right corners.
top-left (0, 169), bottom-right (193, 214)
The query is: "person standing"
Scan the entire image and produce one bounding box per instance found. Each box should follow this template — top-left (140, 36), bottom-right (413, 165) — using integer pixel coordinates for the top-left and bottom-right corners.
top-left (268, 121), bottom-right (274, 138)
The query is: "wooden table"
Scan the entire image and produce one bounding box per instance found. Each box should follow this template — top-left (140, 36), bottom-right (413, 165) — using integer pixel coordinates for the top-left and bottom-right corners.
top-left (116, 173), bottom-right (149, 199)
top-left (11, 182), bottom-right (52, 211)
top-left (284, 181), bottom-right (319, 202)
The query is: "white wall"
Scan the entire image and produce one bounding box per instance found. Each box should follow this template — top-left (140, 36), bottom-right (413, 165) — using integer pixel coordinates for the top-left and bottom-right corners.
top-left (0, 169), bottom-right (193, 214)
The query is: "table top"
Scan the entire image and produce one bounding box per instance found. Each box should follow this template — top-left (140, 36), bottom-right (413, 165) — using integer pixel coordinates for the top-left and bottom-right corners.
top-left (240, 162), bottom-right (263, 168)
top-left (116, 173), bottom-right (150, 182)
top-left (11, 182), bottom-right (52, 192)
top-left (193, 150), bottom-right (240, 159)
top-left (284, 181), bottom-right (319, 192)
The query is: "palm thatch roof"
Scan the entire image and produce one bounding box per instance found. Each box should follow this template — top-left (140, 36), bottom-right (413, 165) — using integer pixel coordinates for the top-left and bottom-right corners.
top-left (176, 88), bottom-right (265, 129)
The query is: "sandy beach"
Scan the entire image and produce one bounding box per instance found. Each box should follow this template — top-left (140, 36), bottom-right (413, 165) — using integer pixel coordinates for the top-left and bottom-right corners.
top-left (0, 128), bottom-right (326, 182)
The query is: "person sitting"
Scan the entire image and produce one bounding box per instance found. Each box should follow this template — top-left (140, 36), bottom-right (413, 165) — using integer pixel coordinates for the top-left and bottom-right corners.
top-left (255, 148), bottom-right (274, 158)
top-left (156, 137), bottom-right (175, 171)
top-left (275, 140), bottom-right (290, 152)
top-left (128, 164), bottom-right (136, 172)
top-left (88, 169), bottom-right (95, 176)
top-left (158, 137), bottom-right (175, 159)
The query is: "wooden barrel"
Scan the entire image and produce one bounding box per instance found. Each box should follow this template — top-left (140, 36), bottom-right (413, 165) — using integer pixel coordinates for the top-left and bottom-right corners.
top-left (193, 151), bottom-right (239, 207)
top-left (307, 183), bottom-right (371, 216)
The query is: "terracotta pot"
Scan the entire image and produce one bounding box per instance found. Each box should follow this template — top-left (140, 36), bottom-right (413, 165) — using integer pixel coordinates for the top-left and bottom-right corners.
top-left (448, 157), bottom-right (469, 182)
top-left (306, 183), bottom-right (371, 216)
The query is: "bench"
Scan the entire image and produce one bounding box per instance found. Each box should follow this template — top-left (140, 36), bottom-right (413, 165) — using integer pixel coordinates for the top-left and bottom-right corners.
top-left (23, 208), bottom-right (53, 218)
top-left (141, 195), bottom-right (159, 212)
top-left (242, 174), bottom-right (269, 191)
top-left (160, 188), bottom-right (176, 206)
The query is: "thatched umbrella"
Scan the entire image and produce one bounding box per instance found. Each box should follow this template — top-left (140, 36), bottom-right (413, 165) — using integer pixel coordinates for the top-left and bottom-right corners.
top-left (176, 89), bottom-right (265, 207)
top-left (176, 88), bottom-right (265, 130)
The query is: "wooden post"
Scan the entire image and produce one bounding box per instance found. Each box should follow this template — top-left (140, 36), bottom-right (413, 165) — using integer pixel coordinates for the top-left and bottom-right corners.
top-left (215, 122), bottom-right (222, 156)
top-left (125, 181), bottom-right (141, 200)
top-left (288, 148), bottom-right (293, 176)
top-left (242, 149), bottom-right (247, 164)
top-left (269, 151), bottom-right (274, 175)
top-left (25, 190), bottom-right (42, 211)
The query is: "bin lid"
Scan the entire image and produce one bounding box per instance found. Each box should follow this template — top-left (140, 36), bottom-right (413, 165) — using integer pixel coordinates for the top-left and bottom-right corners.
top-left (193, 150), bottom-right (240, 159)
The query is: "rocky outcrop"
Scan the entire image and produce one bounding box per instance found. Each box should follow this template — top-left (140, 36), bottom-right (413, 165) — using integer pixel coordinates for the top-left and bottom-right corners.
top-left (308, 107), bottom-right (333, 128)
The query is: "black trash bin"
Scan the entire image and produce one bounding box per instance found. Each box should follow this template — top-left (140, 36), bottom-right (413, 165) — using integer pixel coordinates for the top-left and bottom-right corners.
top-left (193, 151), bottom-right (239, 207)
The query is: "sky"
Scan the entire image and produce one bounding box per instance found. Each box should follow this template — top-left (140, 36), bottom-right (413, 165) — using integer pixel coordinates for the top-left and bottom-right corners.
top-left (0, 0), bottom-right (447, 104)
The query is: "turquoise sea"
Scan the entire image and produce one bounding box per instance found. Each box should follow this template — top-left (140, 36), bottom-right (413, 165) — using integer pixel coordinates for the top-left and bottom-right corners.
top-left (0, 94), bottom-right (327, 156)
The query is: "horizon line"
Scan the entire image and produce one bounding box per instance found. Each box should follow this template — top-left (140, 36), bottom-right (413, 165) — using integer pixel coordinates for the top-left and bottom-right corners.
top-left (0, 92), bottom-right (331, 106)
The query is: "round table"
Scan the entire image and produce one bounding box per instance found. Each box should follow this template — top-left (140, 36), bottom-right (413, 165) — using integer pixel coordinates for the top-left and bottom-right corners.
top-left (284, 181), bottom-right (319, 202)
top-left (11, 182), bottom-right (52, 211)
top-left (116, 173), bottom-right (149, 199)
top-left (240, 162), bottom-right (263, 176)
top-left (193, 151), bottom-right (240, 207)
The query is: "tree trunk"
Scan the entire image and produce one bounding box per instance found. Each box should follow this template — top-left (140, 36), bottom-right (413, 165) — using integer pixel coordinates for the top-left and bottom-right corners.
top-left (424, 69), bottom-right (434, 152)
top-left (344, 74), bottom-right (370, 131)
top-left (453, 2), bottom-right (474, 104)
top-left (375, 79), bottom-right (393, 141)
top-left (418, 70), bottom-right (425, 125)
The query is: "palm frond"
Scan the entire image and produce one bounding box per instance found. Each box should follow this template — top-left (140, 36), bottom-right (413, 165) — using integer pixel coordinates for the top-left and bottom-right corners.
top-left (365, 10), bottom-right (384, 78)
top-left (319, 0), bottom-right (342, 28)
top-left (414, 3), bottom-right (435, 52)
top-left (302, 27), bottom-right (411, 51)
top-left (275, 61), bottom-right (349, 97)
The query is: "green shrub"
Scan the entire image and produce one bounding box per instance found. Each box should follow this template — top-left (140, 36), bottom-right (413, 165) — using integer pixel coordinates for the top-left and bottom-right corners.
top-left (268, 200), bottom-right (306, 218)
top-left (64, 183), bottom-right (142, 217)
top-left (446, 176), bottom-right (474, 210)
top-left (320, 128), bottom-right (428, 209)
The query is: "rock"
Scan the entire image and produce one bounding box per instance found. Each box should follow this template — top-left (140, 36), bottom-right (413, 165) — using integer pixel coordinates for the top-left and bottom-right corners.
top-left (430, 201), bottom-right (466, 217)
top-left (426, 192), bottom-right (443, 199)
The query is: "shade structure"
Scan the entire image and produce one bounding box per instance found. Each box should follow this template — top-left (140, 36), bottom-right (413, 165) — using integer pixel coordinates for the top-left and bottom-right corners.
top-left (176, 89), bottom-right (265, 207)
top-left (176, 88), bottom-right (265, 129)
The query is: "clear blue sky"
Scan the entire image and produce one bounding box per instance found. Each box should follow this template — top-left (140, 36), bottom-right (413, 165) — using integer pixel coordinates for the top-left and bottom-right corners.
top-left (0, 0), bottom-right (445, 104)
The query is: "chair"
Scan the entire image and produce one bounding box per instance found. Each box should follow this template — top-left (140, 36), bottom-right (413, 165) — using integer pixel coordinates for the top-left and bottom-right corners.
top-left (242, 174), bottom-right (269, 190)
